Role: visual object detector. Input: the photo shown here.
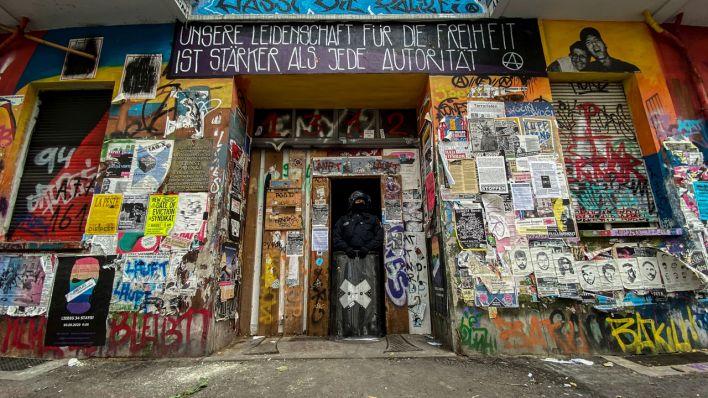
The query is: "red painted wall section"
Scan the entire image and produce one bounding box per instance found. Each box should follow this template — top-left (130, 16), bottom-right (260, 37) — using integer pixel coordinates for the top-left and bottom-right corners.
top-left (653, 24), bottom-right (708, 121)
top-left (0, 34), bottom-right (42, 95)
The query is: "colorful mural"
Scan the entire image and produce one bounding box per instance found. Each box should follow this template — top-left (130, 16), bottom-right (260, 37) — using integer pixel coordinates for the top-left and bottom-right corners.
top-left (193, 0), bottom-right (493, 16)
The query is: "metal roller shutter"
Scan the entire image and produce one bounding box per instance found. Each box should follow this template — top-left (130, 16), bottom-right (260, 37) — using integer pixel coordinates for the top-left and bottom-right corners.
top-left (9, 90), bottom-right (112, 242)
top-left (551, 82), bottom-right (657, 224)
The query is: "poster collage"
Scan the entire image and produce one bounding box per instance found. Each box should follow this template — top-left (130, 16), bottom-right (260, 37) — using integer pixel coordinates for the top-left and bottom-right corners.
top-left (440, 100), bottom-right (706, 309)
top-left (0, 126), bottom-right (249, 343)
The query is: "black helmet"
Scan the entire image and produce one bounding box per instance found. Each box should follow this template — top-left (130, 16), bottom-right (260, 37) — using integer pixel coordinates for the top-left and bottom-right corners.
top-left (348, 190), bottom-right (371, 210)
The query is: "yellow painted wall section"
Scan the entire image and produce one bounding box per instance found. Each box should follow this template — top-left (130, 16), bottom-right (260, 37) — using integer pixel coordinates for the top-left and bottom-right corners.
top-left (540, 20), bottom-right (677, 157)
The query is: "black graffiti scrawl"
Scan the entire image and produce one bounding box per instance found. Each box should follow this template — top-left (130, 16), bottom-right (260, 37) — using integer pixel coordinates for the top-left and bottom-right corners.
top-left (61, 37), bottom-right (103, 80)
top-left (119, 54), bottom-right (162, 99)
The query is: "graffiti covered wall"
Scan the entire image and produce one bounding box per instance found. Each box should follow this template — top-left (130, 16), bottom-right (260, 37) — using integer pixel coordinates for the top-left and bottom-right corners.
top-left (0, 23), bottom-right (248, 358)
top-left (430, 20), bottom-right (708, 357)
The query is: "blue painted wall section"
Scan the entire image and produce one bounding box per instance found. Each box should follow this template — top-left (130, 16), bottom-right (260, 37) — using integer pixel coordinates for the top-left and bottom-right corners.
top-left (15, 24), bottom-right (173, 92)
top-left (193, 0), bottom-right (489, 15)
top-left (643, 151), bottom-right (684, 228)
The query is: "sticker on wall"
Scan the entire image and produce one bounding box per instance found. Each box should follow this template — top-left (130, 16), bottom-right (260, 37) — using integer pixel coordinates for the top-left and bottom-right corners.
top-left (116, 54), bottom-right (162, 100)
top-left (165, 88), bottom-right (214, 139)
top-left (286, 231), bottom-right (304, 257)
top-left (61, 37), bottom-right (103, 80)
top-left (636, 256), bottom-right (663, 289)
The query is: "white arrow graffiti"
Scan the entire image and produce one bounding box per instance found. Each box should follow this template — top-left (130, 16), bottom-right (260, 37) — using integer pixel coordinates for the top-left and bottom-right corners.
top-left (339, 279), bottom-right (372, 309)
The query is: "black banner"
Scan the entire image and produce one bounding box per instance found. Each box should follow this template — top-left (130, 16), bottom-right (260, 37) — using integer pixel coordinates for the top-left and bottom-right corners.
top-left (168, 19), bottom-right (546, 77)
top-left (45, 256), bottom-right (116, 347)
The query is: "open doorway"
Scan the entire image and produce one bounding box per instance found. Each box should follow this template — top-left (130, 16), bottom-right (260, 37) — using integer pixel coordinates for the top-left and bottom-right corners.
top-left (329, 177), bottom-right (386, 338)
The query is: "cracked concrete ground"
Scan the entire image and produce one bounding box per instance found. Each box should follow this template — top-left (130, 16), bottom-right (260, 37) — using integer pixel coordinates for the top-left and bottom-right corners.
top-left (0, 353), bottom-right (705, 398)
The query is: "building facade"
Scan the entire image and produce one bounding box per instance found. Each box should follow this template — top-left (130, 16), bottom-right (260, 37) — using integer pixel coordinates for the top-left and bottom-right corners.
top-left (0, 1), bottom-right (706, 358)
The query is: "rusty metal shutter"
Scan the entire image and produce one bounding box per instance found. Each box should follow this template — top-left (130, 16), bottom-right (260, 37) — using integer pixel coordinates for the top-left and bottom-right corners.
top-left (551, 82), bottom-right (657, 224)
top-left (9, 90), bottom-right (112, 242)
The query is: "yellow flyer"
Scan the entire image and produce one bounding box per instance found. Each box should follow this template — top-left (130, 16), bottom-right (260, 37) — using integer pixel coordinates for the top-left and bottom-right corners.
top-left (144, 195), bottom-right (179, 236)
top-left (85, 194), bottom-right (123, 235)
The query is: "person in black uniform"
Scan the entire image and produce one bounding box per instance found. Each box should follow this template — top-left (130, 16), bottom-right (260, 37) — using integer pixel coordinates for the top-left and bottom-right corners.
top-left (333, 191), bottom-right (384, 258)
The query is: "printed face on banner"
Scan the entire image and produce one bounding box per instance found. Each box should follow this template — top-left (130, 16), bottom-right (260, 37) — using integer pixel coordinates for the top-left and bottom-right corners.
top-left (510, 247), bottom-right (533, 276)
top-left (530, 247), bottom-right (555, 277)
top-left (595, 260), bottom-right (623, 291)
top-left (553, 253), bottom-right (577, 284)
top-left (618, 258), bottom-right (644, 290)
top-left (637, 257), bottom-right (663, 289)
top-left (576, 261), bottom-right (597, 291)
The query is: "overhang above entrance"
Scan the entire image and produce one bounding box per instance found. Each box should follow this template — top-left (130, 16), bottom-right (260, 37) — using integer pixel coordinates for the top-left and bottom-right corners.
top-left (237, 74), bottom-right (428, 109)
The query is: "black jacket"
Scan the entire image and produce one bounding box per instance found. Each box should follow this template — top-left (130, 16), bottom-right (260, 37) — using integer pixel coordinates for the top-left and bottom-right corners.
top-left (333, 192), bottom-right (384, 252)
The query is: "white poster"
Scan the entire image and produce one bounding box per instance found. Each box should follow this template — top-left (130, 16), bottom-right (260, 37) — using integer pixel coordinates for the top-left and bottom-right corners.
top-left (468, 101), bottom-right (506, 119)
top-left (510, 183), bottom-right (535, 210)
top-left (519, 135), bottom-right (540, 154)
top-left (476, 156), bottom-right (508, 194)
top-left (173, 192), bottom-right (208, 234)
top-left (576, 261), bottom-right (599, 292)
top-left (530, 247), bottom-right (556, 278)
top-left (384, 149), bottom-right (420, 189)
top-left (529, 161), bottom-right (561, 198)
top-left (312, 228), bottom-right (329, 252)
top-left (657, 252), bottom-right (703, 292)
top-left (481, 194), bottom-right (510, 240)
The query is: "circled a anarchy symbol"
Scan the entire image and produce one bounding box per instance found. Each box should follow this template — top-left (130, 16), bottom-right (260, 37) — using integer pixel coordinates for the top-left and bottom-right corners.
top-left (502, 52), bottom-right (524, 71)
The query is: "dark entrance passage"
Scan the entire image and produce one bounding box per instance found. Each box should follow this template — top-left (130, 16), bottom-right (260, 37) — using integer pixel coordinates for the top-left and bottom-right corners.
top-left (329, 177), bottom-right (385, 338)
